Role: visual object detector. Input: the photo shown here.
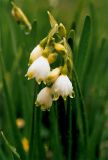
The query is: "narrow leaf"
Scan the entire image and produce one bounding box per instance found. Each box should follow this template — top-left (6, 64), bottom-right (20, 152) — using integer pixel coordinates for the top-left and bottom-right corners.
top-left (1, 131), bottom-right (21, 160)
top-left (76, 16), bottom-right (91, 82)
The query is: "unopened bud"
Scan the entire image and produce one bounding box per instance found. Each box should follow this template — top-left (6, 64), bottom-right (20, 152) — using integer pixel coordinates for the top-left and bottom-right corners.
top-left (46, 67), bottom-right (61, 84)
top-left (11, 2), bottom-right (32, 31)
top-left (54, 43), bottom-right (66, 54)
top-left (48, 53), bottom-right (57, 64)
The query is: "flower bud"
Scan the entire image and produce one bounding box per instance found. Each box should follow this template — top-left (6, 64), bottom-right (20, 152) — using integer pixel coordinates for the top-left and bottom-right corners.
top-left (46, 67), bottom-right (61, 85)
top-left (54, 43), bottom-right (66, 54)
top-left (11, 2), bottom-right (31, 31)
top-left (48, 53), bottom-right (57, 64)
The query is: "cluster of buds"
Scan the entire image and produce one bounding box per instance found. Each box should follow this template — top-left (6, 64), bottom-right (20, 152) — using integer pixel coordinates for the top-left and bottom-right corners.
top-left (25, 11), bottom-right (74, 111)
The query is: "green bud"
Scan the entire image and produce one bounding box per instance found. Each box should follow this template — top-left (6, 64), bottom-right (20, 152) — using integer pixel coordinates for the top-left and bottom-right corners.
top-left (48, 53), bottom-right (57, 64)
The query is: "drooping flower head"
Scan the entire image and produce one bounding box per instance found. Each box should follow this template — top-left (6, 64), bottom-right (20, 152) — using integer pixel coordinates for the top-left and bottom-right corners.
top-left (36, 87), bottom-right (53, 111)
top-left (52, 75), bottom-right (73, 100)
top-left (26, 56), bottom-right (50, 84)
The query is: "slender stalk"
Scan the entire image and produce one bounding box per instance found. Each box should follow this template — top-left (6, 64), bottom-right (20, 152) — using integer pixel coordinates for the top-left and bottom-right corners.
top-left (50, 104), bottom-right (63, 160)
top-left (66, 98), bottom-right (72, 160)
top-left (28, 83), bottom-right (43, 160)
top-left (57, 97), bottom-right (67, 156)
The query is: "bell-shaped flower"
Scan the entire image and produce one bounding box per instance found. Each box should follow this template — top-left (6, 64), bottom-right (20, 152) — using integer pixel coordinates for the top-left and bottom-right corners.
top-left (36, 87), bottom-right (53, 111)
top-left (26, 56), bottom-right (50, 84)
top-left (29, 45), bottom-right (43, 65)
top-left (52, 75), bottom-right (73, 100)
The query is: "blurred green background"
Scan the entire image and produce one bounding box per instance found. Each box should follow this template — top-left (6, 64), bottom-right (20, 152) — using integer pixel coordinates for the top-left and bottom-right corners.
top-left (0, 0), bottom-right (108, 160)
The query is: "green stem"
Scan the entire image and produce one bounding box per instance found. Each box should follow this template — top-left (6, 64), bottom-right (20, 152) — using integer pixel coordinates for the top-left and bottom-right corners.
top-left (50, 105), bottom-right (63, 160)
top-left (66, 98), bottom-right (72, 160)
top-left (28, 84), bottom-right (43, 160)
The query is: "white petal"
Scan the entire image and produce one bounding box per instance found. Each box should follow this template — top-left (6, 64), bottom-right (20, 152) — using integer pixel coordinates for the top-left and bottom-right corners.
top-left (27, 56), bottom-right (50, 82)
top-left (36, 87), bottom-right (52, 110)
top-left (52, 75), bottom-right (73, 99)
top-left (29, 45), bottom-right (43, 64)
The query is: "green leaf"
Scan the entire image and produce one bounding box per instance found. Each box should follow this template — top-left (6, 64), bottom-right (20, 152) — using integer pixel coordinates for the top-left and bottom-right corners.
top-left (1, 131), bottom-right (21, 160)
top-left (88, 112), bottom-right (105, 160)
top-left (72, 68), bottom-right (88, 159)
top-left (76, 16), bottom-right (91, 83)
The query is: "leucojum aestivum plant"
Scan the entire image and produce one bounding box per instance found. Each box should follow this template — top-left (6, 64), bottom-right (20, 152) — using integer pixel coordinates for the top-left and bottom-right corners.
top-left (25, 11), bottom-right (75, 111)
top-left (1, 1), bottom-right (108, 160)
top-left (0, 3), bottom-right (87, 159)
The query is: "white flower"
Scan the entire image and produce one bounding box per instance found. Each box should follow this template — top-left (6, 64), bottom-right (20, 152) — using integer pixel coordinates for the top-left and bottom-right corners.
top-left (26, 56), bottom-right (50, 83)
top-left (29, 45), bottom-right (43, 65)
top-left (36, 87), bottom-right (53, 111)
top-left (52, 75), bottom-right (73, 100)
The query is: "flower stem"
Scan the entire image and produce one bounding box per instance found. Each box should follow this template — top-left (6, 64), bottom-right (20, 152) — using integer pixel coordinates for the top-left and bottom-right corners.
top-left (28, 83), bottom-right (43, 160)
